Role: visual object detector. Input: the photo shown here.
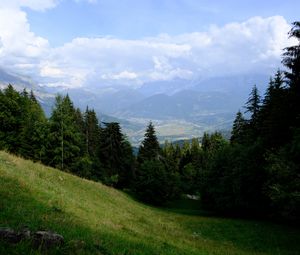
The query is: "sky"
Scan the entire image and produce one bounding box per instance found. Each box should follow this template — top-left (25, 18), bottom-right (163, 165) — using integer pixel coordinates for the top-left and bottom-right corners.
top-left (0, 0), bottom-right (299, 88)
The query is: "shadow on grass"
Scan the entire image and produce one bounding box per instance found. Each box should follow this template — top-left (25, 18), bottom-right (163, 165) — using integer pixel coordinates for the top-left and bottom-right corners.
top-left (162, 198), bottom-right (216, 216)
top-left (123, 193), bottom-right (300, 255)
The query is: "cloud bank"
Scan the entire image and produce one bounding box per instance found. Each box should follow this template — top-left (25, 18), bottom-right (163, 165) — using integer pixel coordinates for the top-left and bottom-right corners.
top-left (0, 1), bottom-right (296, 88)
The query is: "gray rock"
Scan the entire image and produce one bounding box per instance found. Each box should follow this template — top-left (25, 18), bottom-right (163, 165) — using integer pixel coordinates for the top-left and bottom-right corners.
top-left (0, 227), bottom-right (22, 243)
top-left (33, 231), bottom-right (64, 249)
top-left (20, 227), bottom-right (31, 240)
top-left (0, 227), bottom-right (64, 249)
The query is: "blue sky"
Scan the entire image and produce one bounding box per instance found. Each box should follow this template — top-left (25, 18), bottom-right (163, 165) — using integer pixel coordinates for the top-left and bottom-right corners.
top-left (0, 0), bottom-right (299, 88)
top-left (26, 0), bottom-right (300, 46)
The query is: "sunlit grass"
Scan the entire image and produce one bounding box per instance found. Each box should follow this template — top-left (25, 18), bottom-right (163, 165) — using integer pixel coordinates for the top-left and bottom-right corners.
top-left (0, 150), bottom-right (299, 254)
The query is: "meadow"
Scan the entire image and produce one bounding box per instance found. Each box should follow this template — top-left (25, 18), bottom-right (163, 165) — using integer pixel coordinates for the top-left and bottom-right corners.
top-left (0, 150), bottom-right (299, 255)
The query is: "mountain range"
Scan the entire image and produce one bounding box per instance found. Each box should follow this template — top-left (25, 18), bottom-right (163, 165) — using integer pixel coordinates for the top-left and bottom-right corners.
top-left (0, 68), bottom-right (270, 145)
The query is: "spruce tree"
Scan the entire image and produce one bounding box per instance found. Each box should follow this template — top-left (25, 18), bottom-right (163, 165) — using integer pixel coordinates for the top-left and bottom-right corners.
top-left (282, 21), bottom-right (300, 129)
top-left (84, 107), bottom-right (101, 158)
top-left (99, 122), bottom-right (133, 187)
top-left (19, 90), bottom-right (47, 161)
top-left (0, 84), bottom-right (23, 153)
top-left (282, 21), bottom-right (300, 93)
top-left (230, 110), bottom-right (246, 144)
top-left (138, 122), bottom-right (160, 162)
top-left (245, 85), bottom-right (261, 122)
top-left (260, 71), bottom-right (288, 148)
top-left (47, 95), bottom-right (82, 171)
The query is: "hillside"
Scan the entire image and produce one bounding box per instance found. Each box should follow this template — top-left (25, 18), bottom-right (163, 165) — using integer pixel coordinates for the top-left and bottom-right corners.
top-left (0, 151), bottom-right (299, 255)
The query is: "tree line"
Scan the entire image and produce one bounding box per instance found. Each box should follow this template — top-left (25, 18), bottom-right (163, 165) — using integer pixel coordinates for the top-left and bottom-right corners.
top-left (200, 22), bottom-right (300, 221)
top-left (0, 88), bottom-right (138, 187)
top-left (134, 22), bottom-right (300, 221)
top-left (0, 22), bottom-right (299, 222)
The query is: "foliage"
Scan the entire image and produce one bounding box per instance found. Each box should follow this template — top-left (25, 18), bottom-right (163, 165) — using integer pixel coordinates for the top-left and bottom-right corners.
top-left (221, 21), bottom-right (300, 221)
top-left (99, 122), bottom-right (134, 188)
top-left (0, 20), bottom-right (299, 221)
top-left (2, 151), bottom-right (300, 255)
top-left (47, 95), bottom-right (83, 172)
top-left (137, 122), bottom-right (160, 162)
top-left (0, 87), bottom-right (134, 189)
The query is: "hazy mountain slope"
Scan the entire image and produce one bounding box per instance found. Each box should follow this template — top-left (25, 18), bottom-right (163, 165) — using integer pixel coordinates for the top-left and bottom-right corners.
top-left (62, 87), bottom-right (145, 114)
top-left (0, 68), bottom-right (55, 116)
top-left (115, 90), bottom-right (237, 127)
top-left (0, 67), bottom-right (270, 144)
top-left (1, 151), bottom-right (300, 254)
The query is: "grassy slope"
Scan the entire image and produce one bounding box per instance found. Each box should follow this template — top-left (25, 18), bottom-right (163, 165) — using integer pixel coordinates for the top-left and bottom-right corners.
top-left (0, 151), bottom-right (299, 255)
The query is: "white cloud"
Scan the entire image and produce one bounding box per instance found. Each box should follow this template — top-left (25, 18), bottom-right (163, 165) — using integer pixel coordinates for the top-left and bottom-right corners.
top-left (0, 0), bottom-right (97, 11)
top-left (0, 10), bottom-right (296, 89)
top-left (0, 0), bottom-right (58, 11)
top-left (102, 71), bottom-right (138, 80)
top-left (40, 65), bottom-right (64, 78)
top-left (74, 0), bottom-right (98, 4)
top-left (0, 7), bottom-right (49, 75)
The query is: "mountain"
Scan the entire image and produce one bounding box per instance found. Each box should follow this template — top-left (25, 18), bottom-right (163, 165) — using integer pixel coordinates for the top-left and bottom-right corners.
top-left (0, 67), bottom-right (270, 145)
top-left (117, 90), bottom-right (237, 121)
top-left (60, 74), bottom-right (270, 145)
top-left (0, 68), bottom-right (55, 115)
top-left (137, 78), bottom-right (195, 96)
top-left (110, 73), bottom-right (270, 144)
top-left (56, 87), bottom-right (145, 114)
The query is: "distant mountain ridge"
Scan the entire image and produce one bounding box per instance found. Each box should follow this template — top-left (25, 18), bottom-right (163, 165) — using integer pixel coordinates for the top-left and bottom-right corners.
top-left (0, 68), bottom-right (55, 115)
top-left (0, 67), bottom-right (270, 145)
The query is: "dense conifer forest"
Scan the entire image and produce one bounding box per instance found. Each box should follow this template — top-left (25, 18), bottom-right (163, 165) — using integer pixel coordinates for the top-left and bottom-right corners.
top-left (0, 22), bottom-right (299, 223)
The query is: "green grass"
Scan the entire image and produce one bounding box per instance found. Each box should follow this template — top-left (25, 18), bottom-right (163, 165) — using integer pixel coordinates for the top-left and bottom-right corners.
top-left (0, 151), bottom-right (299, 255)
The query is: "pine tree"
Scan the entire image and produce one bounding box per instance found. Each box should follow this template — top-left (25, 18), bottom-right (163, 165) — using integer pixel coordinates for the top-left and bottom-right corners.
top-left (260, 70), bottom-right (288, 148)
top-left (47, 95), bottom-right (82, 171)
top-left (282, 21), bottom-right (300, 93)
top-left (19, 90), bottom-right (47, 161)
top-left (245, 85), bottom-right (261, 122)
top-left (99, 122), bottom-right (133, 187)
top-left (201, 132), bottom-right (210, 152)
top-left (135, 123), bottom-right (180, 204)
top-left (0, 84), bottom-right (23, 153)
top-left (282, 21), bottom-right (300, 129)
top-left (138, 122), bottom-right (160, 162)
top-left (84, 107), bottom-right (101, 158)
top-left (230, 110), bottom-right (246, 144)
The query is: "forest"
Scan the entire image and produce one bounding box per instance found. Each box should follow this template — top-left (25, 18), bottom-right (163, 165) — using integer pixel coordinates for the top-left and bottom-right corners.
top-left (0, 22), bottom-right (299, 223)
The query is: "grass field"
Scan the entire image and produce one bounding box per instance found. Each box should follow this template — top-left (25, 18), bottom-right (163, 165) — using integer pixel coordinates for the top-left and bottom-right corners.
top-left (0, 150), bottom-right (299, 254)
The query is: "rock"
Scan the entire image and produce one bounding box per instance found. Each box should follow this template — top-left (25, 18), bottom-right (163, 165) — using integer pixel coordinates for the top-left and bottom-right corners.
top-left (0, 227), bottom-right (64, 249)
top-left (0, 227), bottom-right (22, 243)
top-left (20, 227), bottom-right (31, 240)
top-left (33, 231), bottom-right (64, 249)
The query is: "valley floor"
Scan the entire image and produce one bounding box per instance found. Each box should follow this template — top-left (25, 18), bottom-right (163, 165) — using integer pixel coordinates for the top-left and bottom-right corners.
top-left (0, 151), bottom-right (299, 255)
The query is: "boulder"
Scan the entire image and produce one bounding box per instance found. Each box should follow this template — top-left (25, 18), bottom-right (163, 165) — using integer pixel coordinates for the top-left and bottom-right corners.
top-left (0, 227), bottom-right (64, 249)
top-left (0, 227), bottom-right (22, 243)
top-left (20, 227), bottom-right (31, 240)
top-left (33, 231), bottom-right (64, 249)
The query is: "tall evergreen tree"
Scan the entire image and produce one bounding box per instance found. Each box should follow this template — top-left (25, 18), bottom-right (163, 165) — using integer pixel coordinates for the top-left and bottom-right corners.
top-left (282, 21), bottom-right (300, 93)
top-left (0, 84), bottom-right (23, 153)
top-left (260, 71), bottom-right (288, 148)
top-left (230, 110), bottom-right (247, 144)
top-left (99, 122), bottom-right (134, 187)
top-left (47, 95), bottom-right (82, 171)
top-left (135, 122), bottom-right (180, 204)
top-left (245, 85), bottom-right (261, 122)
top-left (138, 122), bottom-right (160, 162)
top-left (84, 107), bottom-right (101, 158)
top-left (282, 21), bottom-right (300, 129)
top-left (19, 90), bottom-right (47, 161)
